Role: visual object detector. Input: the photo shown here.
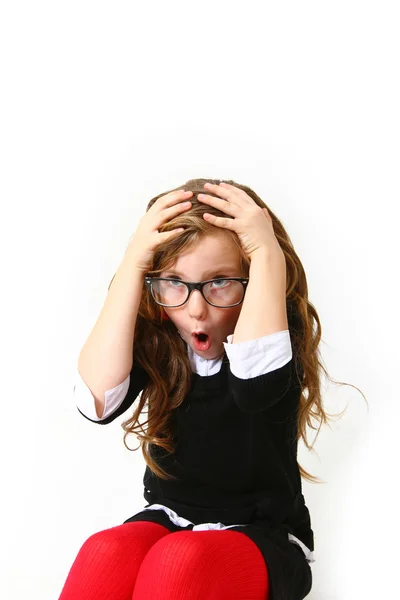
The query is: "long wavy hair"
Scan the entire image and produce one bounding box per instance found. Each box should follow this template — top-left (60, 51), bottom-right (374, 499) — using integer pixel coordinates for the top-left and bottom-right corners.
top-left (108, 177), bottom-right (368, 484)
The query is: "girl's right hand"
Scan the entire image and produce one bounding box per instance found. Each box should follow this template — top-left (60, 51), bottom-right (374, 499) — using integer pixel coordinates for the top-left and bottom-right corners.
top-left (126, 189), bottom-right (193, 273)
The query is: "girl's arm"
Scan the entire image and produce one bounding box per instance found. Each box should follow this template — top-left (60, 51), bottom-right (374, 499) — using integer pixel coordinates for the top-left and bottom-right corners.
top-left (232, 248), bottom-right (288, 344)
top-left (77, 245), bottom-right (145, 419)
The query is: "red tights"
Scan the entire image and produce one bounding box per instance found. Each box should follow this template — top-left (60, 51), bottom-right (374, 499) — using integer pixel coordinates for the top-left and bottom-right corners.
top-left (58, 521), bottom-right (269, 599)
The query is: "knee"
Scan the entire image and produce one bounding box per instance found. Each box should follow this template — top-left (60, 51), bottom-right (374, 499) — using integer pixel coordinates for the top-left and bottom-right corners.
top-left (144, 531), bottom-right (214, 568)
top-left (79, 526), bottom-right (130, 559)
top-left (78, 521), bottom-right (170, 561)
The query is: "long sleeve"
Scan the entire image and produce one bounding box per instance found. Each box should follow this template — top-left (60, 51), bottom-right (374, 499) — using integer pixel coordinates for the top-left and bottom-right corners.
top-left (74, 359), bottom-right (150, 424)
top-left (222, 329), bottom-right (292, 378)
top-left (223, 329), bottom-right (301, 413)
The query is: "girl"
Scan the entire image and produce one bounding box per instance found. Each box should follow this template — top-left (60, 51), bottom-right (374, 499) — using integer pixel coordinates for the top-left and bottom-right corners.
top-left (65, 178), bottom-right (363, 600)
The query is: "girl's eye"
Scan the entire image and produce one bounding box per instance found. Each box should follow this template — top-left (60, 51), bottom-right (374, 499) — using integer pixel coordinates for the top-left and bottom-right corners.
top-left (211, 279), bottom-right (228, 287)
top-left (166, 278), bottom-right (229, 287)
top-left (169, 279), bottom-right (184, 287)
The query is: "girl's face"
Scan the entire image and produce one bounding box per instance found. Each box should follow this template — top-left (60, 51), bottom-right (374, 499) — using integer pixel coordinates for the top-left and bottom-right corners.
top-left (161, 231), bottom-right (245, 360)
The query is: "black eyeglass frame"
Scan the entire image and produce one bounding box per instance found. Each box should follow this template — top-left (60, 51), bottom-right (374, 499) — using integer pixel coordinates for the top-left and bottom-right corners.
top-left (144, 276), bottom-right (249, 308)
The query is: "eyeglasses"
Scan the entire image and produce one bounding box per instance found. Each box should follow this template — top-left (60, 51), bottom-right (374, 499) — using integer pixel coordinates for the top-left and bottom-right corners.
top-left (144, 277), bottom-right (249, 308)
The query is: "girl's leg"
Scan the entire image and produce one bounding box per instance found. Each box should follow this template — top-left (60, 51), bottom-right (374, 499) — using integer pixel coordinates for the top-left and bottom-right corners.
top-left (58, 521), bottom-right (171, 600)
top-left (131, 528), bottom-right (270, 600)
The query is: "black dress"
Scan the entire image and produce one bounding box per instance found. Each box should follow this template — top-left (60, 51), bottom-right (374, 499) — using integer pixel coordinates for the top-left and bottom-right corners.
top-left (101, 323), bottom-right (315, 600)
top-left (123, 501), bottom-right (313, 600)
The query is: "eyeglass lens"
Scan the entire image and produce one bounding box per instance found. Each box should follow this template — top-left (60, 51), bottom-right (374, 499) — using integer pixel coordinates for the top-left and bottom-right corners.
top-left (151, 279), bottom-right (244, 307)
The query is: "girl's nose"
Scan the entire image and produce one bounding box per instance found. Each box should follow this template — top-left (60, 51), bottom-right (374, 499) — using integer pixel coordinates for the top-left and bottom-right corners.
top-left (187, 289), bottom-right (208, 314)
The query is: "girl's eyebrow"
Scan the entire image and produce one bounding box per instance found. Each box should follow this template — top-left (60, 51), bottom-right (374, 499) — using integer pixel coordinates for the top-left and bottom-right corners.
top-left (163, 267), bottom-right (238, 279)
top-left (166, 274), bottom-right (230, 280)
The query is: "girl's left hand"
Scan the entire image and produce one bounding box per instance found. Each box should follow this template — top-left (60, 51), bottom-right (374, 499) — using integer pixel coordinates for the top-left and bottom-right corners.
top-left (197, 182), bottom-right (283, 261)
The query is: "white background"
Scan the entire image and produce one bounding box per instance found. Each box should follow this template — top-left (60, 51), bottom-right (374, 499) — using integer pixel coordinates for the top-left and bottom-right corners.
top-left (0, 1), bottom-right (398, 598)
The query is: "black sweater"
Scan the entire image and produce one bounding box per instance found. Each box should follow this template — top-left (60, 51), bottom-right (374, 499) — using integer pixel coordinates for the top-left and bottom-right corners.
top-left (77, 351), bottom-right (314, 554)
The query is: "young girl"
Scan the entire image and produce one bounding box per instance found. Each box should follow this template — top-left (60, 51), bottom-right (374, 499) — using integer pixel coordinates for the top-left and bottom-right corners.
top-left (63, 178), bottom-right (346, 599)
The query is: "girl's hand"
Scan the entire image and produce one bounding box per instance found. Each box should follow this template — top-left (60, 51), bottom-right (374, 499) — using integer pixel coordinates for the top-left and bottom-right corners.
top-left (197, 182), bottom-right (283, 261)
top-left (127, 189), bottom-right (193, 273)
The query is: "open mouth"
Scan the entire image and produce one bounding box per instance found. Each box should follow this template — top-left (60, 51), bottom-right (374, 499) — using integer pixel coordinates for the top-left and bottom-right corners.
top-left (192, 331), bottom-right (212, 351)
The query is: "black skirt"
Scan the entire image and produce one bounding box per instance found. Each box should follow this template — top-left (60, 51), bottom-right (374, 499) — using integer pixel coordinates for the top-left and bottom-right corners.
top-left (123, 508), bottom-right (313, 600)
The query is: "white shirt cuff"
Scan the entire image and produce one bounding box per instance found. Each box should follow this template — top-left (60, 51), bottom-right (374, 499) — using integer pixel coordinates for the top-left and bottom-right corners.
top-left (222, 330), bottom-right (292, 379)
top-left (74, 370), bottom-right (130, 421)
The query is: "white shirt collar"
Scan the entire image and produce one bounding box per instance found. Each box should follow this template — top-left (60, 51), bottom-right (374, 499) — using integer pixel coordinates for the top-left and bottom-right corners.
top-left (186, 335), bottom-right (233, 376)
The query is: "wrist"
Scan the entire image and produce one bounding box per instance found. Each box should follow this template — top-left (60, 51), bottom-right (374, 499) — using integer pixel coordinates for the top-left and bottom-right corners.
top-left (249, 244), bottom-right (285, 265)
top-left (123, 247), bottom-right (147, 277)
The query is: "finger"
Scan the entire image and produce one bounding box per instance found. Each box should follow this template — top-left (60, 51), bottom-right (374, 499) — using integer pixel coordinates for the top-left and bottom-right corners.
top-left (197, 194), bottom-right (239, 217)
top-left (154, 199), bottom-right (192, 229)
top-left (205, 182), bottom-right (253, 205)
top-left (203, 213), bottom-right (236, 230)
top-left (203, 182), bottom-right (244, 206)
top-left (163, 190), bottom-right (193, 207)
top-left (151, 190), bottom-right (193, 212)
